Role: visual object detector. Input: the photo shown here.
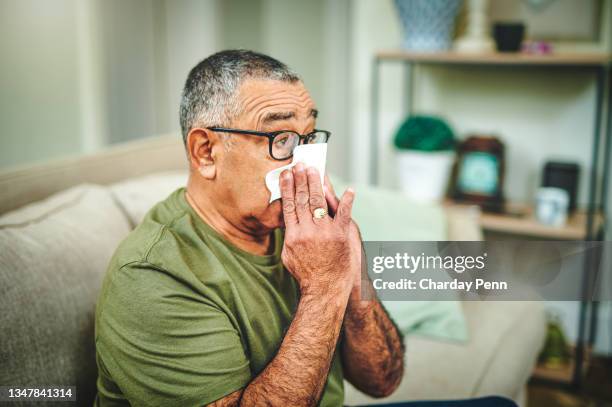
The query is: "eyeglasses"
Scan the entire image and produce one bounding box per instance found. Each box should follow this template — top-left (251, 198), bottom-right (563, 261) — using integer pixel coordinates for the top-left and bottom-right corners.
top-left (207, 127), bottom-right (331, 161)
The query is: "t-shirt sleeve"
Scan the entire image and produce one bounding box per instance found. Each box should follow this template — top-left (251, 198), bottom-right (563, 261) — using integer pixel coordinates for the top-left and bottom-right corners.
top-left (96, 262), bottom-right (252, 407)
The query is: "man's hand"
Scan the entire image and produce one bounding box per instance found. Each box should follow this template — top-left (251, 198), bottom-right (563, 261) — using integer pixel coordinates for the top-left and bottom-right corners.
top-left (281, 164), bottom-right (356, 298)
top-left (324, 175), bottom-right (405, 398)
top-left (323, 175), bottom-right (371, 310)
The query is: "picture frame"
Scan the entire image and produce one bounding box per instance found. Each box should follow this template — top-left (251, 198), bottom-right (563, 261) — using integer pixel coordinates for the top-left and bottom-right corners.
top-left (450, 135), bottom-right (506, 212)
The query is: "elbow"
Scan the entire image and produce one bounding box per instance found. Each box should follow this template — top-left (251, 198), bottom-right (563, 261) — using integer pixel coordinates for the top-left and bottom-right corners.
top-left (369, 374), bottom-right (403, 398)
top-left (367, 386), bottom-right (394, 399)
top-left (362, 364), bottom-right (404, 398)
top-left (384, 374), bottom-right (403, 397)
top-left (377, 353), bottom-right (405, 398)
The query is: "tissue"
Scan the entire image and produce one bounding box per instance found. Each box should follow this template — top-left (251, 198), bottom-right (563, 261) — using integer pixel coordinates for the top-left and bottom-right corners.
top-left (265, 143), bottom-right (327, 202)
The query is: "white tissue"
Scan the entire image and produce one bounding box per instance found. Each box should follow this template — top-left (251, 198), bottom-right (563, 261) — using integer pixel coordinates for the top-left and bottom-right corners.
top-left (265, 143), bottom-right (327, 203)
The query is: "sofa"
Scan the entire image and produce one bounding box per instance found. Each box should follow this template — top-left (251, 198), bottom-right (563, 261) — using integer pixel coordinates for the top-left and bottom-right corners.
top-left (0, 135), bottom-right (546, 406)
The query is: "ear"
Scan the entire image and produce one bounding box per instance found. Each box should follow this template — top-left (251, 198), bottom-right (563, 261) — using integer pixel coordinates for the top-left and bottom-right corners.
top-left (187, 128), bottom-right (218, 180)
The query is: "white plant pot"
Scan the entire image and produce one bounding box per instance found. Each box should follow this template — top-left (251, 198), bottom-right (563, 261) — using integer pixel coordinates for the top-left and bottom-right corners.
top-left (396, 150), bottom-right (455, 203)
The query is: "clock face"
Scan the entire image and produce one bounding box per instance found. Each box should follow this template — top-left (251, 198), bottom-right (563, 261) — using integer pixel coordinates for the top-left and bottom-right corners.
top-left (458, 152), bottom-right (499, 196)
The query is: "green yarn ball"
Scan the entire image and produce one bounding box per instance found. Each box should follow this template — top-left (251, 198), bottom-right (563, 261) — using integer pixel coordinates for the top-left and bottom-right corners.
top-left (393, 115), bottom-right (456, 151)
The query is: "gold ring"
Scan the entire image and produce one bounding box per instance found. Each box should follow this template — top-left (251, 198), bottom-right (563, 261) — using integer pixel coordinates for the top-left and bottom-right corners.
top-left (313, 207), bottom-right (328, 220)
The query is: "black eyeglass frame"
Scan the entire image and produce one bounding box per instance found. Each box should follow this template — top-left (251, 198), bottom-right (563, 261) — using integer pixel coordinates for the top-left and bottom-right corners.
top-left (207, 127), bottom-right (331, 161)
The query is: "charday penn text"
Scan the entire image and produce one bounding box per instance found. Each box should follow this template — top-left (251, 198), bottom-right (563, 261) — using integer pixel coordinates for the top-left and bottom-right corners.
top-left (369, 252), bottom-right (509, 292)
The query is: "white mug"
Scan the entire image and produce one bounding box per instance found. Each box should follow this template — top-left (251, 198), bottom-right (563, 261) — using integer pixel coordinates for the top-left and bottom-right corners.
top-left (535, 187), bottom-right (569, 227)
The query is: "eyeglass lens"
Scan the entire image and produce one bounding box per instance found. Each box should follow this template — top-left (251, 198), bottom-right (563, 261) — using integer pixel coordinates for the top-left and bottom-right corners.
top-left (271, 131), bottom-right (327, 159)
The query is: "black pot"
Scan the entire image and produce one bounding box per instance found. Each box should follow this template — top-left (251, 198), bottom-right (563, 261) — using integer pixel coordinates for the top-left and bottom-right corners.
top-left (493, 22), bottom-right (525, 52)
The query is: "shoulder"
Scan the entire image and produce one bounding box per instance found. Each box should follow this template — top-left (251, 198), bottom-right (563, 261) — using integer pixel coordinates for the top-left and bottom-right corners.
top-left (98, 190), bottom-right (215, 312)
top-left (109, 189), bottom-right (190, 268)
top-left (98, 191), bottom-right (233, 314)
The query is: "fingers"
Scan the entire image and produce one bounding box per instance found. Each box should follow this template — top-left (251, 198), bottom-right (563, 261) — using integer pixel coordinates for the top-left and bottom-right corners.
top-left (280, 169), bottom-right (298, 226)
top-left (306, 167), bottom-right (327, 216)
top-left (292, 163), bottom-right (311, 223)
top-left (324, 175), bottom-right (340, 217)
top-left (334, 188), bottom-right (355, 227)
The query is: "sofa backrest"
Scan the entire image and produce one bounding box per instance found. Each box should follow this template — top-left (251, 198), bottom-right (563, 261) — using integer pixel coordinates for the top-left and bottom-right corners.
top-left (0, 134), bottom-right (187, 215)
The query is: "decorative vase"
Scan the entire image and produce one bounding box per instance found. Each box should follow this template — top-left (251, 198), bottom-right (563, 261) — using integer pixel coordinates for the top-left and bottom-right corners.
top-left (394, 0), bottom-right (463, 52)
top-left (454, 0), bottom-right (495, 53)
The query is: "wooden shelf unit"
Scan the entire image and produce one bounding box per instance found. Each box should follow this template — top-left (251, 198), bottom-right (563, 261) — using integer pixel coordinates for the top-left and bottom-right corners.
top-left (370, 50), bottom-right (612, 389)
top-left (445, 201), bottom-right (606, 240)
top-left (375, 50), bottom-right (612, 66)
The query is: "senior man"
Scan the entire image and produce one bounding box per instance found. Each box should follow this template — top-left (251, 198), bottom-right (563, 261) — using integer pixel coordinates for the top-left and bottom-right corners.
top-left (94, 50), bottom-right (403, 406)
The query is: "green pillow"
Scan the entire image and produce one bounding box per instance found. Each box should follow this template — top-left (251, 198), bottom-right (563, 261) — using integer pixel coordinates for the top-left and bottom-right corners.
top-left (330, 176), bottom-right (468, 343)
top-left (383, 301), bottom-right (468, 343)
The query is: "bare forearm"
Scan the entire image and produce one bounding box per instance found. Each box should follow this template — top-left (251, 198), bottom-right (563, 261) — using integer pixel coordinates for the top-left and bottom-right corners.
top-left (240, 289), bottom-right (350, 406)
top-left (341, 293), bottom-right (404, 397)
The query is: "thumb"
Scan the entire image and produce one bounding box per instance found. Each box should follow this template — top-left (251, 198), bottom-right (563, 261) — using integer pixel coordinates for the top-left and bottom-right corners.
top-left (334, 188), bottom-right (355, 227)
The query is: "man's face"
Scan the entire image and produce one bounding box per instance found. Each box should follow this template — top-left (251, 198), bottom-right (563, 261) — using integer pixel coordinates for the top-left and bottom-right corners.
top-left (212, 79), bottom-right (318, 232)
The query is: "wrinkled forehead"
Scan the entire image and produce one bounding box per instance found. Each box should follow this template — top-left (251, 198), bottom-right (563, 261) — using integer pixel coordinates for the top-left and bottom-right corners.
top-left (236, 79), bottom-right (317, 130)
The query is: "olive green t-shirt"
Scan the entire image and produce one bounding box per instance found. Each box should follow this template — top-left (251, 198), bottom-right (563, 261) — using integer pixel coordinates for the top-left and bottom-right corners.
top-left (94, 188), bottom-right (344, 406)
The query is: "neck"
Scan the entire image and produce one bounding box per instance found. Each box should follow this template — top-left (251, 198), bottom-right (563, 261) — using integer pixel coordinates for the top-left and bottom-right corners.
top-left (185, 180), bottom-right (274, 256)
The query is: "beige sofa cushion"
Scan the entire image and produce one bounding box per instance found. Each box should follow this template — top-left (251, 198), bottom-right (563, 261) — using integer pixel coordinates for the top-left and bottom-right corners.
top-left (344, 301), bottom-right (545, 406)
top-left (0, 185), bottom-right (131, 406)
top-left (110, 171), bottom-right (188, 226)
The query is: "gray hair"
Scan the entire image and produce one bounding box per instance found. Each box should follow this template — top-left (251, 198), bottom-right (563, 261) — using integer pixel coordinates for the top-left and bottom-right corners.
top-left (179, 49), bottom-right (301, 145)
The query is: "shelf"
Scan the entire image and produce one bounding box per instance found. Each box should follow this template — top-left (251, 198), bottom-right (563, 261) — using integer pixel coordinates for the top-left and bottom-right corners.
top-left (373, 47), bottom-right (610, 390)
top-left (445, 201), bottom-right (606, 240)
top-left (376, 50), bottom-right (612, 67)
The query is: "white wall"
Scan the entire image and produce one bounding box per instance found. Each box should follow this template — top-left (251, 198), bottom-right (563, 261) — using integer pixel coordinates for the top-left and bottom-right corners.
top-left (0, 0), bottom-right (220, 169)
top-left (159, 0), bottom-right (221, 138)
top-left (0, 0), bottom-right (82, 168)
top-left (94, 0), bottom-right (220, 144)
top-left (96, 0), bottom-right (157, 144)
top-left (349, 0), bottom-right (402, 186)
top-left (0, 0), bottom-right (348, 174)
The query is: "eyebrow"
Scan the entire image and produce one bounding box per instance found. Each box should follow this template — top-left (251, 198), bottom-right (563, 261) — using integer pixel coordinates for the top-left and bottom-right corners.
top-left (261, 108), bottom-right (319, 124)
top-left (262, 111), bottom-right (295, 123)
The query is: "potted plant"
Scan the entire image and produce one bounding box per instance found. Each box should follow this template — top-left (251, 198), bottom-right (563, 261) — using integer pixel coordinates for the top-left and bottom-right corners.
top-left (393, 115), bottom-right (457, 203)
